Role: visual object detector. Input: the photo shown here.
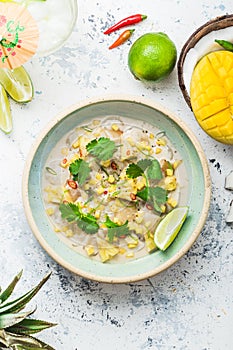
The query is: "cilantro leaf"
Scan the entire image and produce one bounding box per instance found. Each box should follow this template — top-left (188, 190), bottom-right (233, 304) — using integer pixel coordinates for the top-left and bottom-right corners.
top-left (149, 187), bottom-right (167, 204)
top-left (69, 159), bottom-right (91, 186)
top-left (137, 159), bottom-right (152, 171)
top-left (59, 202), bottom-right (99, 234)
top-left (77, 214), bottom-right (99, 234)
top-left (104, 215), bottom-right (130, 242)
top-left (126, 163), bottom-right (144, 179)
top-left (149, 187), bottom-right (167, 212)
top-left (136, 186), bottom-right (167, 213)
top-left (146, 159), bottom-right (162, 180)
top-left (136, 187), bottom-right (149, 201)
top-left (86, 137), bottom-right (117, 161)
top-left (126, 159), bottom-right (153, 179)
top-left (59, 202), bottom-right (80, 222)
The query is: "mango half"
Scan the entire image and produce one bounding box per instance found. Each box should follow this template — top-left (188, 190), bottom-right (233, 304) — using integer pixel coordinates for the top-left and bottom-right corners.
top-left (190, 50), bottom-right (233, 145)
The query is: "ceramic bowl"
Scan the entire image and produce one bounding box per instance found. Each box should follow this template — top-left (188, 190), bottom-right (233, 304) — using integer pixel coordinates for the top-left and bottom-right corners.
top-left (22, 96), bottom-right (211, 283)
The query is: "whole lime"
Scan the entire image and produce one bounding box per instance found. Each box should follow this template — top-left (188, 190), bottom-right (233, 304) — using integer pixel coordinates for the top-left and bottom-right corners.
top-left (128, 32), bottom-right (177, 82)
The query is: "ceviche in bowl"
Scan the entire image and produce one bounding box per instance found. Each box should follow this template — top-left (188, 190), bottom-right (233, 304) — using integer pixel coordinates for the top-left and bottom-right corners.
top-left (23, 96), bottom-right (211, 283)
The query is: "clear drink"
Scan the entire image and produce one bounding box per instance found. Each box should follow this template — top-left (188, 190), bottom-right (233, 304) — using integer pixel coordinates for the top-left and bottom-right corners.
top-left (15, 0), bottom-right (78, 56)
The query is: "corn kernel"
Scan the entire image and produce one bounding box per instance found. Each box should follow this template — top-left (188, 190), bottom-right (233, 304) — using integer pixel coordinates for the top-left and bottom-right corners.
top-left (108, 175), bottom-right (115, 183)
top-left (46, 207), bottom-right (54, 216)
top-left (95, 173), bottom-right (102, 180)
top-left (164, 176), bottom-right (177, 191)
top-left (126, 252), bottom-right (134, 258)
top-left (167, 197), bottom-right (178, 208)
top-left (127, 242), bottom-right (138, 249)
top-left (108, 185), bottom-right (117, 193)
top-left (72, 139), bottom-right (80, 149)
top-left (166, 168), bottom-right (174, 176)
top-left (60, 159), bottom-right (69, 168)
top-left (94, 210), bottom-right (101, 219)
top-left (119, 248), bottom-right (126, 255)
top-left (156, 138), bottom-right (166, 146)
top-left (136, 177), bottom-right (146, 190)
top-left (96, 187), bottom-right (105, 195)
top-left (84, 184), bottom-right (90, 190)
top-left (113, 217), bottom-right (122, 225)
top-left (101, 160), bottom-right (111, 167)
top-left (65, 229), bottom-right (73, 238)
top-left (160, 204), bottom-right (166, 213)
top-left (149, 133), bottom-right (154, 139)
top-left (54, 227), bottom-right (61, 233)
top-left (111, 124), bottom-right (119, 131)
top-left (173, 160), bottom-right (182, 170)
top-left (127, 137), bottom-right (135, 146)
top-left (155, 147), bottom-right (162, 154)
top-left (85, 245), bottom-right (95, 256)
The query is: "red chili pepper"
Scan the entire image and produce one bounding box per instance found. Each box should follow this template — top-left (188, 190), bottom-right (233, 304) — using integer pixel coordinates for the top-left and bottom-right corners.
top-left (109, 29), bottom-right (135, 49)
top-left (67, 179), bottom-right (78, 189)
top-left (104, 14), bottom-right (147, 35)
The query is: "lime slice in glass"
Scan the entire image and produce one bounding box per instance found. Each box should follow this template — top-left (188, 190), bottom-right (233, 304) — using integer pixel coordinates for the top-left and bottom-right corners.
top-left (154, 206), bottom-right (189, 251)
top-left (0, 66), bottom-right (33, 103)
top-left (0, 84), bottom-right (12, 134)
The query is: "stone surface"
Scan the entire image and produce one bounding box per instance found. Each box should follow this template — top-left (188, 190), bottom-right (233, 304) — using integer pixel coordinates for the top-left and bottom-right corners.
top-left (0, 1), bottom-right (233, 349)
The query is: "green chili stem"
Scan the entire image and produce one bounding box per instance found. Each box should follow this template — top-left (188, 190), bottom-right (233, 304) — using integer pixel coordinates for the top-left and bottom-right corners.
top-left (215, 39), bottom-right (233, 52)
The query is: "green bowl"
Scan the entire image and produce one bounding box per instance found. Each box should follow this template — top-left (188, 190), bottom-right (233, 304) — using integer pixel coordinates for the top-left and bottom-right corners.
top-left (22, 96), bottom-right (211, 283)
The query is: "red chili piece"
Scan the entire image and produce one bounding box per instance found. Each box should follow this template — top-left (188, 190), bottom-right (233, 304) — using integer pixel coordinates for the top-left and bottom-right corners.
top-left (111, 161), bottom-right (118, 170)
top-left (67, 180), bottom-right (78, 189)
top-left (130, 193), bottom-right (136, 200)
top-left (109, 29), bottom-right (135, 49)
top-left (104, 14), bottom-right (147, 35)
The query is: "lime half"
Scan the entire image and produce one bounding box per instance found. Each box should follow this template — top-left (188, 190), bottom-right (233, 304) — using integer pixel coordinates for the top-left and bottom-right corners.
top-left (154, 206), bottom-right (189, 251)
top-left (0, 66), bottom-right (33, 103)
top-left (0, 84), bottom-right (12, 134)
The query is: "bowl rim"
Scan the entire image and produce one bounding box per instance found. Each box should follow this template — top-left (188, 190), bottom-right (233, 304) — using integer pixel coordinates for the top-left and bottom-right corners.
top-left (22, 95), bottom-right (211, 283)
top-left (177, 14), bottom-right (233, 108)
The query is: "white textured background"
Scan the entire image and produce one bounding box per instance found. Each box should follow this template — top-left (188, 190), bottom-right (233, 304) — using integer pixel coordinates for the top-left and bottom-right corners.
top-left (0, 1), bottom-right (233, 349)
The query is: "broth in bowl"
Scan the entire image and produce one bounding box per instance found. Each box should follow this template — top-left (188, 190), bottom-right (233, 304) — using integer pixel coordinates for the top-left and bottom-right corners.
top-left (42, 115), bottom-right (188, 263)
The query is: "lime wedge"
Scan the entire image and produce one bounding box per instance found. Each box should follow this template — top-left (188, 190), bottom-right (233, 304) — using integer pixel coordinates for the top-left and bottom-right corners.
top-left (154, 206), bottom-right (189, 251)
top-left (0, 66), bottom-right (33, 103)
top-left (0, 84), bottom-right (12, 134)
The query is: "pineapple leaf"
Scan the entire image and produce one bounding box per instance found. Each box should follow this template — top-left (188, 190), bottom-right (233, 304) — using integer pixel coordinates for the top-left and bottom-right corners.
top-left (0, 309), bottom-right (34, 329)
top-left (4, 331), bottom-right (55, 349)
top-left (0, 273), bottom-right (51, 315)
top-left (0, 271), bottom-right (23, 305)
top-left (7, 318), bottom-right (57, 335)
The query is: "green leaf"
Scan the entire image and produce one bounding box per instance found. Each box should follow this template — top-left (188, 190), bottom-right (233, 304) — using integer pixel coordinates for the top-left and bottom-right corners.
top-left (86, 137), bottom-right (117, 161)
top-left (104, 216), bottom-right (130, 242)
top-left (146, 159), bottom-right (162, 180)
top-left (136, 187), bottom-right (149, 201)
top-left (137, 159), bottom-right (152, 171)
top-left (0, 270), bottom-right (23, 304)
top-left (59, 202), bottom-right (80, 222)
top-left (126, 163), bottom-right (144, 179)
top-left (69, 159), bottom-right (90, 186)
top-left (7, 318), bottom-right (56, 335)
top-left (150, 187), bottom-right (167, 212)
top-left (0, 273), bottom-right (51, 315)
top-left (59, 203), bottom-right (99, 234)
top-left (77, 214), bottom-right (99, 234)
top-left (0, 310), bottom-right (34, 329)
top-left (149, 187), bottom-right (167, 204)
top-left (137, 186), bottom-right (167, 213)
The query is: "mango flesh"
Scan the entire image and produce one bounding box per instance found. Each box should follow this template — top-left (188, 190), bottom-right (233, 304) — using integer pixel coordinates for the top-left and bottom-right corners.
top-left (190, 50), bottom-right (233, 145)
